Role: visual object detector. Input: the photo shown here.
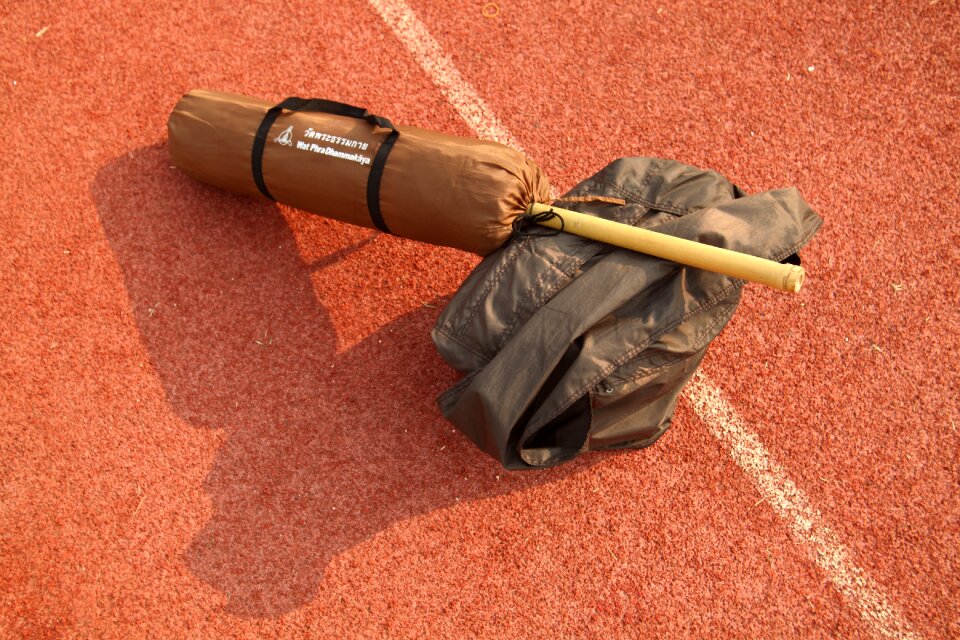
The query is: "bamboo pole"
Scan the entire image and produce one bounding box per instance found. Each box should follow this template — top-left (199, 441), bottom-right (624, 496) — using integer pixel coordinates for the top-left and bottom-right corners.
top-left (527, 203), bottom-right (805, 293)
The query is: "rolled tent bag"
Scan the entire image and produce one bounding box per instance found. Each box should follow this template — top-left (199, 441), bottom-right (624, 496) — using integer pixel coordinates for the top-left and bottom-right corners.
top-left (168, 89), bottom-right (551, 256)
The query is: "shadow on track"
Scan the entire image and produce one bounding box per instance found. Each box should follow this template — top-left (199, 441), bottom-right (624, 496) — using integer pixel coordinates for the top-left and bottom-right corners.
top-left (93, 145), bottom-right (599, 617)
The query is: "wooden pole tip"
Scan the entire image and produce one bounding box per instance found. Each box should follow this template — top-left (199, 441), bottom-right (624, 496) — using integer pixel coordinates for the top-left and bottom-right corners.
top-left (785, 266), bottom-right (805, 293)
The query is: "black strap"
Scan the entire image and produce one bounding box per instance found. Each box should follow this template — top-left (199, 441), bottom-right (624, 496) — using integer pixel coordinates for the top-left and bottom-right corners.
top-left (366, 126), bottom-right (399, 235)
top-left (251, 97), bottom-right (399, 234)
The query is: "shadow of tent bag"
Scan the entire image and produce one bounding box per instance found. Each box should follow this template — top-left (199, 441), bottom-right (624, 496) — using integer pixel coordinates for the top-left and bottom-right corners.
top-left (433, 157), bottom-right (823, 470)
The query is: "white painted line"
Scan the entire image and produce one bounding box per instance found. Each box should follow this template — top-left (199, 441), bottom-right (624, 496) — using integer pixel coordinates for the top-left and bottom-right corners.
top-left (367, 1), bottom-right (922, 638)
top-left (367, 0), bottom-right (523, 151)
top-left (686, 372), bottom-right (921, 640)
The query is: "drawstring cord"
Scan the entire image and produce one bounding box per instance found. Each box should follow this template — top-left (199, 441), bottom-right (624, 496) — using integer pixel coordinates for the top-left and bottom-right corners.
top-left (511, 208), bottom-right (564, 237)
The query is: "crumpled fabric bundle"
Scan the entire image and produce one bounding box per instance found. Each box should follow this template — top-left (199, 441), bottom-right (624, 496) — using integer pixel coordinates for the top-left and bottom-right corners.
top-left (433, 157), bottom-right (822, 469)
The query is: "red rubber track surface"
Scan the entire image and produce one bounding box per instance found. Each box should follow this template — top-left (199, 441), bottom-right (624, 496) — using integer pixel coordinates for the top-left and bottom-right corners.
top-left (1, 0), bottom-right (957, 638)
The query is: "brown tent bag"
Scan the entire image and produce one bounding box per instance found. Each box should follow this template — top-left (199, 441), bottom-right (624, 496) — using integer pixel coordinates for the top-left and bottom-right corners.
top-left (168, 89), bottom-right (551, 255)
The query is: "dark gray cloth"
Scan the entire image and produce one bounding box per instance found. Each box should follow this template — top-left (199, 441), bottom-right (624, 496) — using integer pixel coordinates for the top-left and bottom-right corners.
top-left (433, 157), bottom-right (822, 469)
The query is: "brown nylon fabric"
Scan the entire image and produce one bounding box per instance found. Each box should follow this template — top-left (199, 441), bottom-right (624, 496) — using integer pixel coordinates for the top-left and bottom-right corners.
top-left (167, 89), bottom-right (551, 255)
top-left (433, 157), bottom-right (823, 470)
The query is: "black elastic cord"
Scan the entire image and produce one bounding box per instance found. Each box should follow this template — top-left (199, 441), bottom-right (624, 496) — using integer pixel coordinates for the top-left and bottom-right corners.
top-left (251, 97), bottom-right (399, 234)
top-left (511, 208), bottom-right (565, 237)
